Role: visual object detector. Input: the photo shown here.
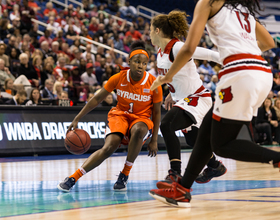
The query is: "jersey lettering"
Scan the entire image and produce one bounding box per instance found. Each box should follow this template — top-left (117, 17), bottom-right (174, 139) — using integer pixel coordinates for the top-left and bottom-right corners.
top-left (235, 11), bottom-right (251, 33)
top-left (158, 67), bottom-right (176, 93)
top-left (117, 89), bottom-right (151, 102)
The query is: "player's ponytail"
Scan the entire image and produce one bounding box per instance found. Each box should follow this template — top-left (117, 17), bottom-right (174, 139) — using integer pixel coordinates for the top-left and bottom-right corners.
top-left (151, 10), bottom-right (189, 41)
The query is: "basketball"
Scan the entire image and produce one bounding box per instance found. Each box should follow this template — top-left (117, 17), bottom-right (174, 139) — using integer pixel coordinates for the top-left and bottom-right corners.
top-left (64, 129), bottom-right (91, 155)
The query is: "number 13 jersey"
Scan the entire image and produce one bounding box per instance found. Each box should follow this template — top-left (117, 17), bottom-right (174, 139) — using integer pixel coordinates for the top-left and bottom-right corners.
top-left (206, 4), bottom-right (261, 63)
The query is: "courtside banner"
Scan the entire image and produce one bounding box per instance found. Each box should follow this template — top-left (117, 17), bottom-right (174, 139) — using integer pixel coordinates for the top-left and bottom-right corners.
top-left (0, 106), bottom-right (187, 156)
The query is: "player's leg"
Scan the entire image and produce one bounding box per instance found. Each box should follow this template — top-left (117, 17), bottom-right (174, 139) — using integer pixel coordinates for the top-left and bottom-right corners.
top-left (184, 127), bottom-right (227, 183)
top-left (160, 106), bottom-right (195, 175)
top-left (58, 133), bottom-right (123, 192)
top-left (150, 108), bottom-right (214, 205)
top-left (211, 119), bottom-right (280, 163)
top-left (114, 121), bottom-right (149, 191)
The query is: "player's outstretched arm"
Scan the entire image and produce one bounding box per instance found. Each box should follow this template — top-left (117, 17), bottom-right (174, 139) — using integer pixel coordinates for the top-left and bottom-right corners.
top-left (67, 88), bottom-right (110, 132)
top-left (147, 101), bottom-right (162, 157)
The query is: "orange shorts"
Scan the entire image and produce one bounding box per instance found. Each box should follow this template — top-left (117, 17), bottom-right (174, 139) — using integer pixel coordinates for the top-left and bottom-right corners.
top-left (105, 107), bottom-right (153, 145)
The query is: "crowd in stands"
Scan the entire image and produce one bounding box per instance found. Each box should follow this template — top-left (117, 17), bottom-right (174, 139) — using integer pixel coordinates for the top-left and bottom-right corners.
top-left (0, 0), bottom-right (279, 142)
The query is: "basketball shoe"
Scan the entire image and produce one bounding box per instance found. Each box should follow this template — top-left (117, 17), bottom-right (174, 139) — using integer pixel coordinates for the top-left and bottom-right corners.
top-left (156, 169), bottom-right (182, 189)
top-left (114, 172), bottom-right (128, 191)
top-left (57, 177), bottom-right (76, 192)
top-left (195, 161), bottom-right (227, 184)
top-left (149, 182), bottom-right (191, 208)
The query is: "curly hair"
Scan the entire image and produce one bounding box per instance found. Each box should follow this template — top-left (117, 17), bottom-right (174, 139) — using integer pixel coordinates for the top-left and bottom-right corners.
top-left (151, 10), bottom-right (189, 40)
top-left (210, 0), bottom-right (262, 19)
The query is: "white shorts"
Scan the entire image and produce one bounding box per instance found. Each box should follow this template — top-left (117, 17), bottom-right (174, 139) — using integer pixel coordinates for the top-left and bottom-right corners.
top-left (174, 92), bottom-right (212, 130)
top-left (213, 70), bottom-right (272, 122)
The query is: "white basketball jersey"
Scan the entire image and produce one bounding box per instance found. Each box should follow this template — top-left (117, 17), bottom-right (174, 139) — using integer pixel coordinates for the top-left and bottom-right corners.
top-left (206, 4), bottom-right (261, 62)
top-left (157, 38), bottom-right (203, 101)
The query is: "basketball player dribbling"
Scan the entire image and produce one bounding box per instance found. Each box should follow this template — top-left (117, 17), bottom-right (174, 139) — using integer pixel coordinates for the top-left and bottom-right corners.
top-left (149, 0), bottom-right (278, 207)
top-left (58, 41), bottom-right (163, 192)
top-left (149, 10), bottom-right (227, 189)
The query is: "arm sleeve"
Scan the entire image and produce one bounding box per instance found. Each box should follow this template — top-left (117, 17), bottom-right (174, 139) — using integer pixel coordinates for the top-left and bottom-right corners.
top-left (153, 85), bottom-right (163, 103)
top-left (103, 73), bottom-right (120, 93)
top-left (192, 47), bottom-right (221, 64)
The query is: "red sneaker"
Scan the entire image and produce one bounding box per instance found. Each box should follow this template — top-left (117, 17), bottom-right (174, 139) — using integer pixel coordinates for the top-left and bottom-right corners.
top-left (156, 169), bottom-right (182, 189)
top-left (149, 182), bottom-right (191, 208)
top-left (273, 162), bottom-right (280, 169)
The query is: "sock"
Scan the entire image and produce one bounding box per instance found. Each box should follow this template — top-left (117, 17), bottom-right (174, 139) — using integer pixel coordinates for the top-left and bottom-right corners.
top-left (170, 160), bottom-right (181, 174)
top-left (207, 154), bottom-right (220, 168)
top-left (69, 168), bottom-right (87, 182)
top-left (121, 161), bottom-right (133, 176)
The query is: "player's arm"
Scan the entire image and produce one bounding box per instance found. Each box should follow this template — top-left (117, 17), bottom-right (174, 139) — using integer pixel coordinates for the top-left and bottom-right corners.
top-left (150, 0), bottom-right (211, 91)
top-left (192, 47), bottom-right (221, 64)
top-left (147, 101), bottom-right (162, 157)
top-left (256, 21), bottom-right (275, 52)
top-left (67, 88), bottom-right (110, 132)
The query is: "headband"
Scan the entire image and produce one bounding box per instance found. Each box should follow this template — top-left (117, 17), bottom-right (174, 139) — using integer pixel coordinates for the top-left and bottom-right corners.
top-left (129, 49), bottom-right (149, 59)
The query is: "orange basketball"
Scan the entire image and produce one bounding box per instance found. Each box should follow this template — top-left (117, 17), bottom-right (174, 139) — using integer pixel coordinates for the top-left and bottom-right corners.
top-left (64, 129), bottom-right (91, 155)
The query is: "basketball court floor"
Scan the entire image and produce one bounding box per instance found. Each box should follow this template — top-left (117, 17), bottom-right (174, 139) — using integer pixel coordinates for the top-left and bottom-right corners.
top-left (1, 147), bottom-right (280, 219)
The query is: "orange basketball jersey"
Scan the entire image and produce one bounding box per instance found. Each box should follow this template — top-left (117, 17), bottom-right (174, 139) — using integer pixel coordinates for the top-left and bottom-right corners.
top-left (104, 69), bottom-right (162, 118)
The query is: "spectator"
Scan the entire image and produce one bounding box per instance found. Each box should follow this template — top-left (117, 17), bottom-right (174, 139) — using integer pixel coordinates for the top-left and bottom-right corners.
top-left (53, 56), bottom-right (66, 80)
top-left (44, 2), bottom-right (58, 17)
top-left (33, 55), bottom-right (47, 86)
top-left (9, 3), bottom-right (20, 21)
top-left (101, 65), bottom-right (115, 84)
top-left (53, 30), bottom-right (66, 44)
top-left (41, 79), bottom-right (55, 99)
top-left (0, 89), bottom-right (4, 104)
top-left (81, 63), bottom-right (100, 93)
top-left (255, 98), bottom-right (280, 145)
top-left (199, 60), bottom-right (216, 83)
top-left (29, 23), bottom-right (39, 40)
top-left (53, 80), bottom-right (63, 99)
top-left (19, 33), bottom-right (34, 53)
top-left (5, 89), bottom-right (27, 105)
top-left (0, 43), bottom-right (9, 67)
top-left (60, 90), bottom-right (69, 100)
top-left (95, 57), bottom-right (106, 84)
top-left (47, 15), bottom-right (61, 35)
top-left (206, 75), bottom-right (218, 94)
top-left (27, 0), bottom-right (40, 13)
top-left (61, 67), bottom-right (73, 89)
top-left (0, 18), bottom-right (11, 40)
top-left (5, 35), bottom-right (20, 57)
top-left (65, 24), bottom-right (79, 41)
top-left (19, 0), bottom-right (35, 34)
top-left (70, 49), bottom-right (81, 66)
top-left (0, 58), bottom-right (14, 86)
top-left (39, 29), bottom-right (53, 47)
top-left (101, 92), bottom-right (114, 106)
top-left (88, 5), bottom-right (98, 18)
top-left (81, 44), bottom-right (95, 64)
top-left (17, 53), bottom-right (38, 87)
top-left (25, 88), bottom-right (42, 106)
top-left (88, 17), bottom-right (99, 34)
top-left (125, 25), bottom-right (142, 41)
top-left (9, 47), bottom-right (20, 75)
top-left (43, 61), bottom-right (54, 82)
top-left (2, 78), bottom-right (16, 95)
top-left (119, 1), bottom-right (137, 18)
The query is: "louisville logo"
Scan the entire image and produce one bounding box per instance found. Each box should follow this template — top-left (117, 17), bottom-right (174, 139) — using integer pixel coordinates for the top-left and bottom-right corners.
top-left (219, 86), bottom-right (233, 103)
top-left (184, 96), bottom-right (199, 107)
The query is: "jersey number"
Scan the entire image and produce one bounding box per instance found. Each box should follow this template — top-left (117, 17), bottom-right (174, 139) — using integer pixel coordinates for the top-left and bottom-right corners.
top-left (167, 83), bottom-right (176, 93)
top-left (128, 103), bottom-right (133, 113)
top-left (235, 11), bottom-right (251, 33)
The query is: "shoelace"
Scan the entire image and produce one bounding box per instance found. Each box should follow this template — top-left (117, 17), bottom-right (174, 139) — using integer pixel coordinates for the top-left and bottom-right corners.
top-left (65, 178), bottom-right (75, 187)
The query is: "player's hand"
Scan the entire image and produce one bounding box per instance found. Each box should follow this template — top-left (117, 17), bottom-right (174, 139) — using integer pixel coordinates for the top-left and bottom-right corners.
top-left (67, 118), bottom-right (79, 133)
top-left (164, 93), bottom-right (175, 111)
top-left (147, 140), bottom-right (158, 157)
top-left (150, 75), bottom-right (167, 91)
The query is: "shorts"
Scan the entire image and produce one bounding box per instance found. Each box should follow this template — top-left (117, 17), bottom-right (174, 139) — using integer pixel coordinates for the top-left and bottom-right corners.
top-left (105, 107), bottom-right (153, 145)
top-left (213, 70), bottom-right (272, 122)
top-left (174, 90), bottom-right (212, 130)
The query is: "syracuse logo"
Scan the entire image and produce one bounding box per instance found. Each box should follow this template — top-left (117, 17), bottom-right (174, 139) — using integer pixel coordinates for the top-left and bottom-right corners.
top-left (219, 86), bottom-right (233, 103)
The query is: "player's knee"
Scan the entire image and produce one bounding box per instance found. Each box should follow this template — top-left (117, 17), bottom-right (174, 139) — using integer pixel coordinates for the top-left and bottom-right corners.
top-left (101, 144), bottom-right (117, 157)
top-left (160, 119), bottom-right (170, 133)
top-left (131, 126), bottom-right (147, 139)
